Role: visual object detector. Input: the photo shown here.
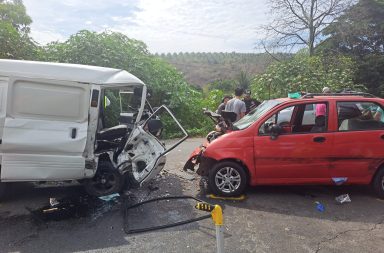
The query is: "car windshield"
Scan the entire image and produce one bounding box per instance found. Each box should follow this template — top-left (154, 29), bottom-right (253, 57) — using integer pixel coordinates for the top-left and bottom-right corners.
top-left (233, 100), bottom-right (282, 130)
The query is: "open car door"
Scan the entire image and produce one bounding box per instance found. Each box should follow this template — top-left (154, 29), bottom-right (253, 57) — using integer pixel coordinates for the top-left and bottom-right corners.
top-left (118, 105), bottom-right (188, 187)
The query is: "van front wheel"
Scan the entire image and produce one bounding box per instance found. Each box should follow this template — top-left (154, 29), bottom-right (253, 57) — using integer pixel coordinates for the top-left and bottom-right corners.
top-left (0, 182), bottom-right (7, 201)
top-left (84, 161), bottom-right (123, 197)
top-left (208, 161), bottom-right (247, 197)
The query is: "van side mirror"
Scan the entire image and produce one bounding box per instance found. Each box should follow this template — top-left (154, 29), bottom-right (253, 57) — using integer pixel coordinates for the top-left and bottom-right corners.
top-left (269, 124), bottom-right (282, 140)
top-left (147, 119), bottom-right (163, 136)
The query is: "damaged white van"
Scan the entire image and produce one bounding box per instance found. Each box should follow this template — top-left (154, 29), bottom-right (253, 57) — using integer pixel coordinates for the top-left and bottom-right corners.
top-left (0, 60), bottom-right (187, 198)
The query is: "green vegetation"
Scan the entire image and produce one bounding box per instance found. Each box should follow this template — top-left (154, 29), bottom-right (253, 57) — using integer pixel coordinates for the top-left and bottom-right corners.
top-left (158, 52), bottom-right (291, 88)
top-left (321, 0), bottom-right (384, 97)
top-left (1, 0), bottom-right (383, 137)
top-left (251, 52), bottom-right (362, 100)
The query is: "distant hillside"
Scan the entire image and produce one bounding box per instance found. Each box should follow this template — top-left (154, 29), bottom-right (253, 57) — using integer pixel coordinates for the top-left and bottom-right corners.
top-left (157, 52), bottom-right (290, 88)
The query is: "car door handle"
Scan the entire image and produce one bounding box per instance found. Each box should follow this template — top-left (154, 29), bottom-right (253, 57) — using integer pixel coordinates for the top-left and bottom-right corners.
top-left (71, 128), bottom-right (77, 139)
top-left (381, 135), bottom-right (384, 140)
top-left (313, 136), bottom-right (326, 143)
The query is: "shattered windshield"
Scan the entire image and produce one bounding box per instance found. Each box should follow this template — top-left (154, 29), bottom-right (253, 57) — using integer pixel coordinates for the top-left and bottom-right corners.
top-left (233, 100), bottom-right (282, 130)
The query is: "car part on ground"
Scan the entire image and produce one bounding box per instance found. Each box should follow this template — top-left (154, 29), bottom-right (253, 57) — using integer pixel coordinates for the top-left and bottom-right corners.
top-left (123, 195), bottom-right (211, 234)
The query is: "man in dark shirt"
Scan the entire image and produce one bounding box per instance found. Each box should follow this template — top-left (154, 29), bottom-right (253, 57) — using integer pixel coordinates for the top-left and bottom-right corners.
top-left (243, 90), bottom-right (260, 114)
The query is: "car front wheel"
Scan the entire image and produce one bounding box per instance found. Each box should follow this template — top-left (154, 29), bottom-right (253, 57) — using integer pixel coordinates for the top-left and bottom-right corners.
top-left (373, 167), bottom-right (384, 199)
top-left (208, 161), bottom-right (247, 197)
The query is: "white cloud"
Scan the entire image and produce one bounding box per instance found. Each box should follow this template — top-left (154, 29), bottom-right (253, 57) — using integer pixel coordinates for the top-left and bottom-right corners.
top-left (23, 0), bottom-right (270, 52)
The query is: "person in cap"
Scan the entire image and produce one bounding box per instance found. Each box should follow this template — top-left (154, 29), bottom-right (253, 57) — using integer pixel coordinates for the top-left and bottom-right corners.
top-left (322, 87), bottom-right (331, 94)
top-left (243, 90), bottom-right (260, 114)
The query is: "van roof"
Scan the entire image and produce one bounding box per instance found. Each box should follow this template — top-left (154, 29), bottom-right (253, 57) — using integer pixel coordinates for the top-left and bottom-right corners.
top-left (0, 60), bottom-right (145, 86)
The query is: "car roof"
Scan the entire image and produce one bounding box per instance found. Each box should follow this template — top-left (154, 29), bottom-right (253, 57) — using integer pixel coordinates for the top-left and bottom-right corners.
top-left (279, 95), bottom-right (382, 102)
top-left (0, 59), bottom-right (145, 86)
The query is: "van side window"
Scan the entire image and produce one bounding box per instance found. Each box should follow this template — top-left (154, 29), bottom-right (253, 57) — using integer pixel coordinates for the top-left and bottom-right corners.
top-left (9, 80), bottom-right (88, 122)
top-left (337, 102), bottom-right (384, 131)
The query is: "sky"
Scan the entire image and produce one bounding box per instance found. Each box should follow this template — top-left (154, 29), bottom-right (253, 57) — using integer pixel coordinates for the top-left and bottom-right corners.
top-left (23, 0), bottom-right (270, 53)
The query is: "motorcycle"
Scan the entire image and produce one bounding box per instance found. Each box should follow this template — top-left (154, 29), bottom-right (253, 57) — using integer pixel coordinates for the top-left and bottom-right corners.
top-left (202, 108), bottom-right (237, 142)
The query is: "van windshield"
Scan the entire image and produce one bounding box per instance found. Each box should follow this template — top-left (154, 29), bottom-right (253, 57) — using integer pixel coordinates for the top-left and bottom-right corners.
top-left (233, 100), bottom-right (281, 130)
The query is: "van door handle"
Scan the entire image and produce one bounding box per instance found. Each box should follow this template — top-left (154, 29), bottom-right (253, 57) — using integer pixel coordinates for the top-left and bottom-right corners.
top-left (71, 128), bottom-right (77, 139)
top-left (313, 136), bottom-right (326, 143)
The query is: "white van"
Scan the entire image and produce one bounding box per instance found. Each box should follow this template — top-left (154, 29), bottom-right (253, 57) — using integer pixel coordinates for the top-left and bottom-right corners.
top-left (0, 60), bottom-right (187, 198)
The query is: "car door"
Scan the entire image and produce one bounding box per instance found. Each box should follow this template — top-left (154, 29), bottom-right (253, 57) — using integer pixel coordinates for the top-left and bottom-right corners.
top-left (331, 100), bottom-right (384, 184)
top-left (254, 102), bottom-right (333, 184)
top-left (0, 78), bottom-right (90, 181)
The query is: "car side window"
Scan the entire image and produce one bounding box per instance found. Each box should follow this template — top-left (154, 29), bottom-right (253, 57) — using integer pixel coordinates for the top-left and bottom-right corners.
top-left (259, 106), bottom-right (294, 135)
top-left (337, 102), bottom-right (384, 131)
top-left (259, 103), bottom-right (329, 135)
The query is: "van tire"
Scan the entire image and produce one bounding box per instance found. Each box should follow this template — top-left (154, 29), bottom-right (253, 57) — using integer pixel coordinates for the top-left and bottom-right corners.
top-left (84, 161), bottom-right (123, 197)
top-left (373, 167), bottom-right (384, 199)
top-left (0, 182), bottom-right (7, 201)
top-left (208, 161), bottom-right (247, 197)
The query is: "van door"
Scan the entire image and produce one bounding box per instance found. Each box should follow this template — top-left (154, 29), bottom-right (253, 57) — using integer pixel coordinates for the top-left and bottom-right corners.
top-left (0, 77), bottom-right (9, 154)
top-left (120, 105), bottom-right (188, 186)
top-left (0, 78), bottom-right (90, 181)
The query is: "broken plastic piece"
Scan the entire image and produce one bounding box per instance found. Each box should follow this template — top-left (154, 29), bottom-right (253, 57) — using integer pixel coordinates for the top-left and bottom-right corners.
top-left (315, 201), bottom-right (325, 212)
top-left (98, 193), bottom-right (120, 202)
top-left (49, 197), bottom-right (60, 207)
top-left (335, 194), bottom-right (351, 204)
top-left (332, 177), bottom-right (348, 185)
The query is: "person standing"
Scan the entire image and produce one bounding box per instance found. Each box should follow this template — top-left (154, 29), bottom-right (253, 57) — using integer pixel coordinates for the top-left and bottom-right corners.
top-left (243, 90), bottom-right (260, 114)
top-left (225, 87), bottom-right (246, 121)
top-left (216, 95), bottom-right (232, 115)
top-left (315, 87), bottom-right (331, 117)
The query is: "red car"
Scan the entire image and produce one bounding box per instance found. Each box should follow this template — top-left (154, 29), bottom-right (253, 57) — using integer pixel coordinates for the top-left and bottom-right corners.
top-left (185, 93), bottom-right (384, 197)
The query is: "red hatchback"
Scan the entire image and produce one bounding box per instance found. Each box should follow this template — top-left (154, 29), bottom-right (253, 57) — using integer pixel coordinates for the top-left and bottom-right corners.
top-left (185, 93), bottom-right (384, 197)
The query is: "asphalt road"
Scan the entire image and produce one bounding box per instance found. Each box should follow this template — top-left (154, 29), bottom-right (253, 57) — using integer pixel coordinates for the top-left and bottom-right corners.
top-left (0, 138), bottom-right (383, 253)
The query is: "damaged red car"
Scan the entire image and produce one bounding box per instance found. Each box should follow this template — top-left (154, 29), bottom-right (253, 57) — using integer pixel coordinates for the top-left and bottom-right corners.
top-left (184, 92), bottom-right (384, 197)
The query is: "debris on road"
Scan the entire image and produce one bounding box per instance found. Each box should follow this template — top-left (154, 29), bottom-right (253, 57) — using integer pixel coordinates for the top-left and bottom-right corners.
top-left (315, 201), bottom-right (325, 212)
top-left (98, 193), bottom-right (120, 202)
top-left (335, 194), bottom-right (351, 204)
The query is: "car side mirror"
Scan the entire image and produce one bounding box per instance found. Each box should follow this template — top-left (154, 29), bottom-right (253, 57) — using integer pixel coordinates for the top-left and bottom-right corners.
top-left (269, 124), bottom-right (282, 140)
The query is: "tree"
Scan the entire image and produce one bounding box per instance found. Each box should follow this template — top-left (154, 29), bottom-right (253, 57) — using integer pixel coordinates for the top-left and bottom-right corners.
top-left (43, 30), bottom-right (211, 134)
top-left (322, 0), bottom-right (384, 55)
top-left (321, 0), bottom-right (384, 96)
top-left (251, 51), bottom-right (363, 99)
top-left (0, 0), bottom-right (38, 59)
top-left (261, 0), bottom-right (353, 55)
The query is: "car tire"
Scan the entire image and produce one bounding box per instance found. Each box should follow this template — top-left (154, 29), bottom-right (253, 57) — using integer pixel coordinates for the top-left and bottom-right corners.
top-left (84, 161), bottom-right (124, 197)
top-left (373, 167), bottom-right (384, 199)
top-left (208, 161), bottom-right (247, 197)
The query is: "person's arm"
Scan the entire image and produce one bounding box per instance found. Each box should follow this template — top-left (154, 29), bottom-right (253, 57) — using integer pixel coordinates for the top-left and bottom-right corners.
top-left (239, 102), bottom-right (246, 119)
top-left (374, 108), bottom-right (382, 121)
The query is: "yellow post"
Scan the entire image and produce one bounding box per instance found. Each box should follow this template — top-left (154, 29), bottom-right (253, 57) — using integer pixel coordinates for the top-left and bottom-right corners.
top-left (195, 202), bottom-right (224, 253)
